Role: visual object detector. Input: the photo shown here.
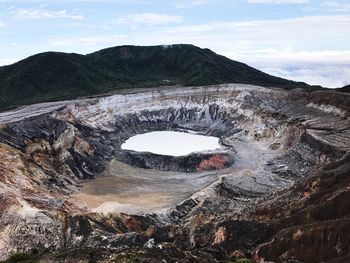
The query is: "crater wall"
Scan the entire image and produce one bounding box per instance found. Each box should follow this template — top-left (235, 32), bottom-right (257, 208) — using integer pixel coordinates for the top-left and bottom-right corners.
top-left (0, 84), bottom-right (349, 262)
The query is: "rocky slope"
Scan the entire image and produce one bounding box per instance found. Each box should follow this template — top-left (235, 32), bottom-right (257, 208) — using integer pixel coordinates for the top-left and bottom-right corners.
top-left (0, 84), bottom-right (349, 262)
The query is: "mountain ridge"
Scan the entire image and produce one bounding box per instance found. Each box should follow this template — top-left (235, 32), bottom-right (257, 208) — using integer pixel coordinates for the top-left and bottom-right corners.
top-left (0, 44), bottom-right (321, 111)
top-left (338, 84), bottom-right (350, 92)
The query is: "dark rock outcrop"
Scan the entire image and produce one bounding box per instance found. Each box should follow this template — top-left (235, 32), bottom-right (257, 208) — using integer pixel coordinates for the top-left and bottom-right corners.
top-left (118, 150), bottom-right (233, 172)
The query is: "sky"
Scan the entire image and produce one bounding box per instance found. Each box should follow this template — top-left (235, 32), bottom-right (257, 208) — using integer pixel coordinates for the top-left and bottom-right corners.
top-left (0, 0), bottom-right (349, 88)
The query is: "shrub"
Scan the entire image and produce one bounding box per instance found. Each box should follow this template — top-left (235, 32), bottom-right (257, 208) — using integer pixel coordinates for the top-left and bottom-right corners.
top-left (227, 257), bottom-right (251, 263)
top-left (4, 252), bottom-right (33, 263)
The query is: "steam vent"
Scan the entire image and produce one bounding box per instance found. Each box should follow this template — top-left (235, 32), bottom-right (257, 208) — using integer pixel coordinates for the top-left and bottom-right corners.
top-left (1, 84), bottom-right (350, 262)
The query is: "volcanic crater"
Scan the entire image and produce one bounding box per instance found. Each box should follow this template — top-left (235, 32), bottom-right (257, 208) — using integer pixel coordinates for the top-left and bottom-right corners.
top-left (0, 84), bottom-right (350, 262)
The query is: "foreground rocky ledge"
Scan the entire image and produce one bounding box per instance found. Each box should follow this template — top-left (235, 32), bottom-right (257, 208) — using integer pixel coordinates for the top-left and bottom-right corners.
top-left (0, 84), bottom-right (349, 262)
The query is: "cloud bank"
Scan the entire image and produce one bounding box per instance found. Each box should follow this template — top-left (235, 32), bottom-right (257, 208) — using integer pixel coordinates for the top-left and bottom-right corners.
top-left (10, 8), bottom-right (84, 20)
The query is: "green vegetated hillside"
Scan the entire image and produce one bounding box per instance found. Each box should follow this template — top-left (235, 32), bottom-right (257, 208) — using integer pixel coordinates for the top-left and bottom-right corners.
top-left (0, 44), bottom-right (320, 110)
top-left (338, 84), bottom-right (350, 93)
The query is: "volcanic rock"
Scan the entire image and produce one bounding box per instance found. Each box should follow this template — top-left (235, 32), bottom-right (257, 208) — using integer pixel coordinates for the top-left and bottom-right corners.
top-left (0, 84), bottom-right (349, 262)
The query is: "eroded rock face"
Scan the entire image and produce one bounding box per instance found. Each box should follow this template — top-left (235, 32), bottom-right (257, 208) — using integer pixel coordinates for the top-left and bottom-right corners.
top-left (119, 150), bottom-right (234, 172)
top-left (0, 84), bottom-right (349, 262)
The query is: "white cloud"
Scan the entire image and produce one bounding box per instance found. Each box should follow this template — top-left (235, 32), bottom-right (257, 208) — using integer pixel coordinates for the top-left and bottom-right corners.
top-left (116, 13), bottom-right (182, 27)
top-left (175, 3), bottom-right (186, 9)
top-left (248, 0), bottom-right (309, 4)
top-left (175, 0), bottom-right (209, 9)
top-left (229, 49), bottom-right (350, 88)
top-left (230, 49), bottom-right (350, 67)
top-left (263, 66), bottom-right (350, 88)
top-left (192, 0), bottom-right (207, 5)
top-left (321, 1), bottom-right (350, 12)
top-left (10, 8), bottom-right (84, 20)
top-left (0, 21), bottom-right (5, 27)
top-left (150, 15), bottom-right (350, 50)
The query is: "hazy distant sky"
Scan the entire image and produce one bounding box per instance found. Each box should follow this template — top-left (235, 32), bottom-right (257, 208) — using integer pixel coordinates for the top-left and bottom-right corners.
top-left (0, 0), bottom-right (349, 88)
